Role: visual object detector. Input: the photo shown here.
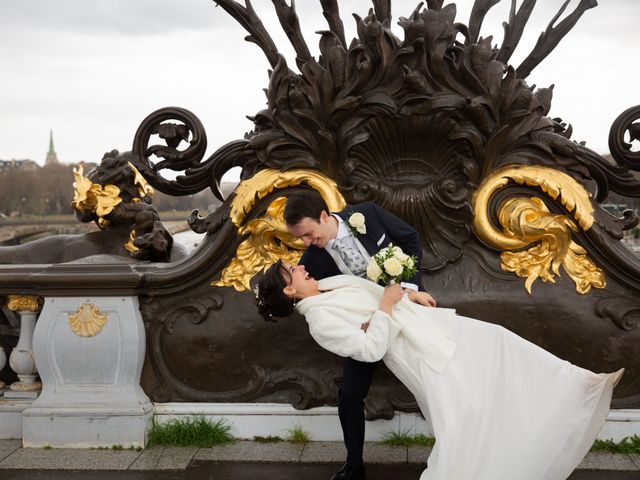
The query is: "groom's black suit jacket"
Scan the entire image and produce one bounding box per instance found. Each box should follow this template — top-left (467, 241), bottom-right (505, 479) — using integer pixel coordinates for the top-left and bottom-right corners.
top-left (298, 202), bottom-right (424, 289)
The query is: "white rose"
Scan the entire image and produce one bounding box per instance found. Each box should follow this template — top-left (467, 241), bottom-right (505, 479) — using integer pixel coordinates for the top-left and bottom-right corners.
top-left (348, 212), bottom-right (366, 234)
top-left (403, 256), bottom-right (414, 269)
top-left (383, 257), bottom-right (403, 277)
top-left (366, 260), bottom-right (383, 282)
top-left (392, 246), bottom-right (409, 262)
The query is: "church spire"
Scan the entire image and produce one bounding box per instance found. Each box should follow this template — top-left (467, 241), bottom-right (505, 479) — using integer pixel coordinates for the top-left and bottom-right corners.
top-left (45, 129), bottom-right (59, 165)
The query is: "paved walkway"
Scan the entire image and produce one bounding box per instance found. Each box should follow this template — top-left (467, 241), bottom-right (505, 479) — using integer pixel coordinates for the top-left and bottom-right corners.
top-left (1, 440), bottom-right (639, 474)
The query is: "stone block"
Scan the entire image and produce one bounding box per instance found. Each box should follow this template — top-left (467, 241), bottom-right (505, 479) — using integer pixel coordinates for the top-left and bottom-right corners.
top-left (194, 440), bottom-right (303, 463)
top-left (22, 297), bottom-right (153, 448)
top-left (128, 446), bottom-right (165, 470)
top-left (0, 448), bottom-right (141, 470)
top-left (0, 399), bottom-right (30, 440)
top-left (577, 452), bottom-right (638, 470)
top-left (299, 441), bottom-right (345, 463)
top-left (0, 440), bottom-right (21, 462)
top-left (363, 443), bottom-right (406, 464)
top-left (155, 446), bottom-right (198, 470)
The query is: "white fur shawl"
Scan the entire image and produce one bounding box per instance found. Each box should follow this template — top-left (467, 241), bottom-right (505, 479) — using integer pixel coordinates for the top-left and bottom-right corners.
top-left (296, 275), bottom-right (458, 373)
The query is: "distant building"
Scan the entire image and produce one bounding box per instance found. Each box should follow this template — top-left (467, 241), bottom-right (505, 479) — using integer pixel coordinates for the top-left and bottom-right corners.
top-left (45, 129), bottom-right (59, 165)
top-left (0, 159), bottom-right (39, 174)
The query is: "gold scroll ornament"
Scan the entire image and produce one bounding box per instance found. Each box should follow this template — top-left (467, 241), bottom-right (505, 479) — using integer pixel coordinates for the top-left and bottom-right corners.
top-left (472, 165), bottom-right (605, 294)
top-left (67, 304), bottom-right (108, 337)
top-left (213, 168), bottom-right (346, 291)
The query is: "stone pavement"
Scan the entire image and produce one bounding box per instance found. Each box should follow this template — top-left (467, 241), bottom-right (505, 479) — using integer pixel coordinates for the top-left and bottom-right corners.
top-left (0, 439), bottom-right (638, 476)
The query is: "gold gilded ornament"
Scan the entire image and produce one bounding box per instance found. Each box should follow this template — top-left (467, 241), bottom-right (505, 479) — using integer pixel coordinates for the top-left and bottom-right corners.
top-left (6, 295), bottom-right (42, 312)
top-left (71, 162), bottom-right (156, 253)
top-left (124, 229), bottom-right (140, 253)
top-left (71, 164), bottom-right (97, 212)
top-left (68, 304), bottom-right (108, 337)
top-left (229, 169), bottom-right (346, 227)
top-left (472, 165), bottom-right (605, 294)
top-left (214, 169), bottom-right (346, 291)
top-left (128, 162), bottom-right (154, 199)
top-left (71, 163), bottom-right (123, 221)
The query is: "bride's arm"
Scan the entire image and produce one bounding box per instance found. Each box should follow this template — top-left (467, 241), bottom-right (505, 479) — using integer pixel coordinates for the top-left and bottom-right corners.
top-left (306, 307), bottom-right (400, 363)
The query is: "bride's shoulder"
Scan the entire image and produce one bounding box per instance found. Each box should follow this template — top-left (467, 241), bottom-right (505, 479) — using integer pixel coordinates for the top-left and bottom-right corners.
top-left (318, 274), bottom-right (355, 289)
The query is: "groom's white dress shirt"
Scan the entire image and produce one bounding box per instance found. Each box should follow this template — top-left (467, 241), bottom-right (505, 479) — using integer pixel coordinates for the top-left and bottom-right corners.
top-left (324, 214), bottom-right (418, 291)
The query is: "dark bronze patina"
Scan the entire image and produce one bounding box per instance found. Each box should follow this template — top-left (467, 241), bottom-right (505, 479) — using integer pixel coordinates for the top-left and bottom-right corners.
top-left (1, 1), bottom-right (640, 415)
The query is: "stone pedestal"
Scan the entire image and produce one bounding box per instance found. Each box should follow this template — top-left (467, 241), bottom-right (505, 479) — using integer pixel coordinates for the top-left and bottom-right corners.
top-left (5, 310), bottom-right (41, 399)
top-left (3, 296), bottom-right (42, 398)
top-left (22, 296), bottom-right (152, 448)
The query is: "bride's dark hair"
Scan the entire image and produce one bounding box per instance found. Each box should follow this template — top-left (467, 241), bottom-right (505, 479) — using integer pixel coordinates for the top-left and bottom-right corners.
top-left (254, 260), bottom-right (295, 321)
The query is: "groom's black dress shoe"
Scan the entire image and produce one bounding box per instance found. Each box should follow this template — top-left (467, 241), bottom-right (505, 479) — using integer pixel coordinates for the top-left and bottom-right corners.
top-left (330, 463), bottom-right (366, 480)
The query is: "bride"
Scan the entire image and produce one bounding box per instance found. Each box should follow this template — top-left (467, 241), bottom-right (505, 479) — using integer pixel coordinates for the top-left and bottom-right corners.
top-left (255, 260), bottom-right (624, 480)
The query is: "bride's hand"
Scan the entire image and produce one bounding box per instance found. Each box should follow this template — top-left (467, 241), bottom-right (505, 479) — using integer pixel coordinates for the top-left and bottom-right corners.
top-left (407, 290), bottom-right (437, 307)
top-left (380, 284), bottom-right (404, 315)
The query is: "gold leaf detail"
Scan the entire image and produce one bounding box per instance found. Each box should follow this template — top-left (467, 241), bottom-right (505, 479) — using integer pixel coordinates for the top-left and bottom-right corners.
top-left (71, 163), bottom-right (123, 220)
top-left (128, 162), bottom-right (154, 199)
top-left (498, 197), bottom-right (605, 294)
top-left (229, 169), bottom-right (346, 227)
top-left (71, 164), bottom-right (97, 211)
top-left (214, 169), bottom-right (346, 291)
top-left (472, 165), bottom-right (605, 294)
top-left (68, 304), bottom-right (108, 337)
top-left (6, 295), bottom-right (43, 312)
top-left (124, 229), bottom-right (139, 252)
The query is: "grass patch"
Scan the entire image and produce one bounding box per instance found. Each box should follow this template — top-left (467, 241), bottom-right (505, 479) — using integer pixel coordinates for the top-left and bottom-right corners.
top-left (148, 416), bottom-right (234, 447)
top-left (381, 429), bottom-right (436, 447)
top-left (285, 424), bottom-right (311, 443)
top-left (591, 435), bottom-right (640, 454)
top-left (413, 434), bottom-right (436, 447)
top-left (254, 435), bottom-right (283, 443)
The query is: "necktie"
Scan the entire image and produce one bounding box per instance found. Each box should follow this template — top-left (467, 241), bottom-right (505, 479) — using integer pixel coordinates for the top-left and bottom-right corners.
top-left (333, 237), bottom-right (367, 277)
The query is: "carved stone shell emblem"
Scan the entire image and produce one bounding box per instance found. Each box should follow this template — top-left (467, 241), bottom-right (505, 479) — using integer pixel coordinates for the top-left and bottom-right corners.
top-left (67, 304), bottom-right (108, 337)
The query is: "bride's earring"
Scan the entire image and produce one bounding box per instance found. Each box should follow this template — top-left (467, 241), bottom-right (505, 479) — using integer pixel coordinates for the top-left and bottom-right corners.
top-left (292, 297), bottom-right (297, 307)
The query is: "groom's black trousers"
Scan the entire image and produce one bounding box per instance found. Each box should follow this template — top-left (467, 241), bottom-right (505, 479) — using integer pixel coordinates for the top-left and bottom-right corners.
top-left (339, 357), bottom-right (379, 467)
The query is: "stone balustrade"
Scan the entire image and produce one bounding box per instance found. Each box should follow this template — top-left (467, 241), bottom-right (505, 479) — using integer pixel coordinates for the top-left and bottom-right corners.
top-left (0, 294), bottom-right (152, 447)
top-left (3, 296), bottom-right (43, 399)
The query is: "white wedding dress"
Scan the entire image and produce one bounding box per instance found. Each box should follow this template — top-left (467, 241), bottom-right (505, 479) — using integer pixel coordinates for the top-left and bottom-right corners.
top-left (296, 275), bottom-right (617, 480)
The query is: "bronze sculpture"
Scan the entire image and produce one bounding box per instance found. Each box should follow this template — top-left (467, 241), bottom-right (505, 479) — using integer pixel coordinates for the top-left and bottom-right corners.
top-left (0, 0), bottom-right (639, 416)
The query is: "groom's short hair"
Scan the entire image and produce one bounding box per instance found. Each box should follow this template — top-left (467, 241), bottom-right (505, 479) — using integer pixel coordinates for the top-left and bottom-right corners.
top-left (284, 190), bottom-right (329, 226)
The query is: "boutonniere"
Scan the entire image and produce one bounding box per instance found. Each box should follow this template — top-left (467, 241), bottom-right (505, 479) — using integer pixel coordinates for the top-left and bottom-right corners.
top-left (346, 211), bottom-right (367, 235)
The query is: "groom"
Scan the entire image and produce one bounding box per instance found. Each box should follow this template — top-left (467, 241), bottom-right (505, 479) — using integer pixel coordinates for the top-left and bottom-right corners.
top-left (284, 190), bottom-right (429, 480)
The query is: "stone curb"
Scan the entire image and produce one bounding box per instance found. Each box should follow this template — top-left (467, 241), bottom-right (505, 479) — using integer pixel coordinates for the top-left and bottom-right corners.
top-left (0, 440), bottom-right (637, 471)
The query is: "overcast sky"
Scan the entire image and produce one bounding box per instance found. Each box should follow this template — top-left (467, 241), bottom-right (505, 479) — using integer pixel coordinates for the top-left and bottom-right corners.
top-left (1, 0), bottom-right (638, 177)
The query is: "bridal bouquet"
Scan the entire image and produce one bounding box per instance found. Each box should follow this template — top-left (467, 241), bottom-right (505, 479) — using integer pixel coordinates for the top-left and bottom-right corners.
top-left (366, 244), bottom-right (418, 286)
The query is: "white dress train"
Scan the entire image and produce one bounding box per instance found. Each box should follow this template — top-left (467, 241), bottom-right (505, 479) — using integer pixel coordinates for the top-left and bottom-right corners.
top-left (296, 275), bottom-right (616, 480)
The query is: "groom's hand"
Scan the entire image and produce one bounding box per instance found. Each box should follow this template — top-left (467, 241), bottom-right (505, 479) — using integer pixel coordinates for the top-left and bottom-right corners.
top-left (406, 290), bottom-right (437, 307)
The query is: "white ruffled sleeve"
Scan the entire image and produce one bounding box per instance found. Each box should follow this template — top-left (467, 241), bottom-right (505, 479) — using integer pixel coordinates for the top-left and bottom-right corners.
top-left (305, 306), bottom-right (401, 362)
